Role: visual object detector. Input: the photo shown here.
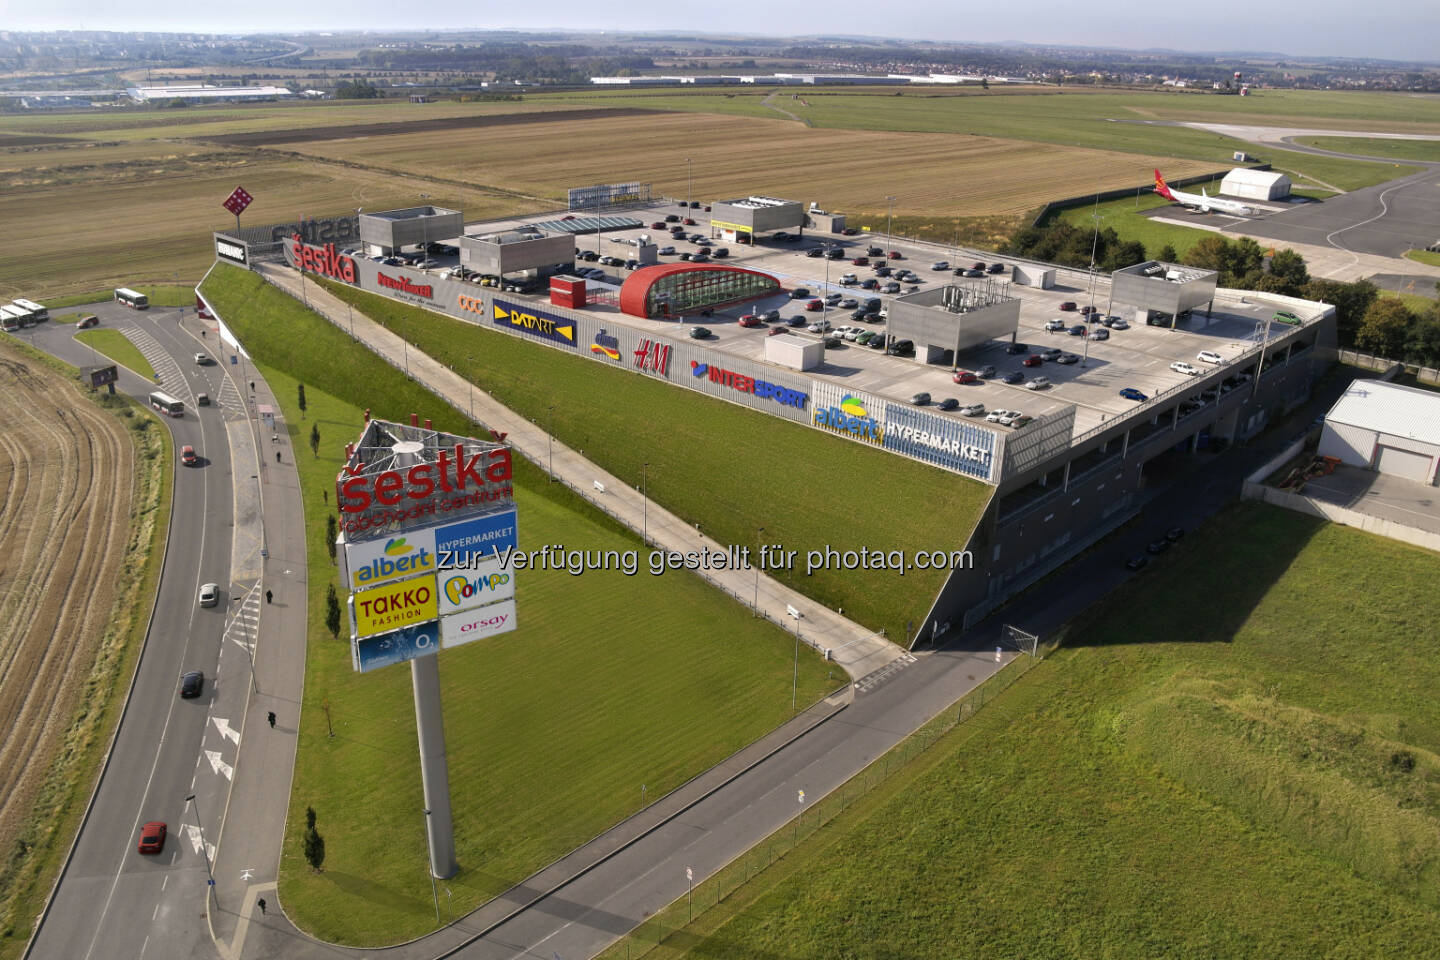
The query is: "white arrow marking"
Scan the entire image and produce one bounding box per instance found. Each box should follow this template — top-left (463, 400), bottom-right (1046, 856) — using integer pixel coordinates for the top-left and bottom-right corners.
top-left (184, 823), bottom-right (205, 856)
top-left (240, 868), bottom-right (254, 882)
top-left (205, 749), bottom-right (234, 781)
top-left (212, 717), bottom-right (241, 745)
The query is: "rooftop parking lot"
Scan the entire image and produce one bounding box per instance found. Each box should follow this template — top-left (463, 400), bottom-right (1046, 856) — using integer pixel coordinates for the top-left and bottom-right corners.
top-left (370, 200), bottom-right (1322, 441)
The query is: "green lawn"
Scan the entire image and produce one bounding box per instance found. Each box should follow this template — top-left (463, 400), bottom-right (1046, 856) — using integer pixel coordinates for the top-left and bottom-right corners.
top-left (41, 285), bottom-right (196, 310)
top-left (74, 328), bottom-right (155, 380)
top-left (1054, 192), bottom-right (1221, 259)
top-left (1405, 249), bottom-right (1440, 268)
top-left (309, 272), bottom-right (991, 643)
top-left (200, 266), bottom-right (840, 945)
top-left (1297, 135), bottom-right (1440, 163)
top-left (649, 502), bottom-right (1440, 959)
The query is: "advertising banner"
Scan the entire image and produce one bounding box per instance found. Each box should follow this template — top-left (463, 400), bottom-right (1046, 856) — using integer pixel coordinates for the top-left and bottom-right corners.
top-left (492, 299), bottom-right (577, 347)
top-left (215, 236), bottom-right (248, 266)
top-left (437, 565), bottom-right (515, 615)
top-left (568, 182), bottom-right (651, 210)
top-left (352, 620), bottom-right (441, 674)
top-left (342, 528), bottom-right (438, 592)
top-left (351, 577), bottom-right (439, 638)
top-left (883, 403), bottom-right (998, 481)
top-left (440, 599), bottom-right (517, 649)
top-left (810, 382), bottom-right (886, 447)
top-left (434, 509), bottom-right (518, 568)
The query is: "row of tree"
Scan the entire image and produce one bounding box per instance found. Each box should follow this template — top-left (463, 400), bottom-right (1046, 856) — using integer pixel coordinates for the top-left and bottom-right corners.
top-left (1006, 223), bottom-right (1440, 368)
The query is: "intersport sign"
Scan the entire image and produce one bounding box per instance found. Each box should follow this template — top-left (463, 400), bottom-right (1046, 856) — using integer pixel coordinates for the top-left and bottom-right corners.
top-left (336, 444), bottom-right (514, 537)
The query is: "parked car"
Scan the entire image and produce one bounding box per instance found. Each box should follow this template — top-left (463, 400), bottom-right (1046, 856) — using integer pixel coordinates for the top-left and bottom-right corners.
top-left (826, 248), bottom-right (846, 260)
top-left (761, 309), bottom-right (780, 322)
top-left (964, 269), bottom-right (985, 278)
top-left (683, 217), bottom-right (696, 226)
top-left (1068, 325), bottom-right (1087, 336)
top-left (690, 253), bottom-right (710, 263)
top-left (866, 246), bottom-right (884, 256)
top-left (888, 340), bottom-right (915, 356)
top-left (1045, 318), bottom-right (1067, 331)
top-left (883, 282), bottom-right (901, 294)
top-left (1079, 304), bottom-right (1097, 315)
top-left (856, 331), bottom-right (876, 345)
top-left (998, 410), bottom-right (1024, 426)
top-left (1002, 371), bottom-right (1025, 384)
top-left (712, 247), bottom-right (729, 258)
top-left (650, 221), bottom-right (667, 230)
top-left (937, 398), bottom-right (960, 411)
top-left (1165, 526), bottom-right (1185, 542)
top-left (910, 392), bottom-right (931, 406)
top-left (789, 287), bottom-right (811, 299)
top-left (1012, 415), bottom-right (1034, 428)
top-left (823, 335), bottom-right (843, 348)
top-left (738, 314), bottom-right (765, 328)
top-left (960, 402), bottom-right (986, 417)
top-left (1088, 328), bottom-right (1109, 341)
top-left (839, 273), bottom-right (859, 286)
top-left (78, 314), bottom-right (99, 328)
top-left (860, 278), bottom-right (879, 290)
top-left (1005, 342), bottom-right (1028, 355)
top-left (138, 822), bottom-right (167, 855)
top-left (804, 299), bottom-right (824, 312)
top-left (985, 408), bottom-right (1010, 423)
top-left (808, 319), bottom-right (832, 333)
top-left (787, 315), bottom-right (808, 327)
top-left (1106, 317), bottom-right (1129, 330)
top-left (806, 247), bottom-right (825, 258)
top-left (1119, 387), bottom-right (1148, 401)
top-left (180, 670), bottom-right (205, 698)
top-left (1022, 354), bottom-right (1044, 368)
top-left (664, 214), bottom-right (681, 222)
top-left (1056, 353), bottom-right (1080, 365)
top-left (874, 266), bottom-right (893, 278)
top-left (1125, 555), bottom-right (1149, 571)
top-left (1059, 301), bottom-right (1077, 311)
top-left (887, 250), bottom-right (903, 260)
top-left (977, 365), bottom-right (997, 379)
top-left (932, 261), bottom-right (950, 271)
top-left (851, 256), bottom-right (870, 266)
top-left (1197, 350), bottom-right (1224, 364)
top-left (1041, 347), bottom-right (1064, 361)
top-left (987, 262), bottom-right (1006, 274)
top-left (953, 370), bottom-right (978, 384)
top-left (1170, 361), bottom-right (1201, 376)
top-left (1026, 377), bottom-right (1052, 390)
top-left (688, 326), bottom-right (711, 339)
top-left (1146, 539), bottom-right (1171, 555)
top-left (768, 326), bottom-right (789, 337)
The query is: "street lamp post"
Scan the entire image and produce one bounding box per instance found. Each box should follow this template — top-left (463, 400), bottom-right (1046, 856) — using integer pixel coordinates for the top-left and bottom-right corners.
top-left (685, 157), bottom-right (693, 209)
top-left (184, 794), bottom-right (217, 907)
top-left (466, 357), bottom-right (475, 421)
top-left (423, 809), bottom-right (441, 924)
top-left (753, 526), bottom-right (764, 615)
top-left (787, 605), bottom-right (803, 710)
top-left (885, 196), bottom-right (896, 257)
top-left (547, 404), bottom-right (555, 481)
top-left (231, 595), bottom-right (257, 694)
top-left (641, 462), bottom-right (649, 545)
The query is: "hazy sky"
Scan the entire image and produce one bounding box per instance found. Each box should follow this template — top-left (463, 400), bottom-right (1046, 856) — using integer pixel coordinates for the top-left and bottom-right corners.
top-left (7, 2), bottom-right (1440, 63)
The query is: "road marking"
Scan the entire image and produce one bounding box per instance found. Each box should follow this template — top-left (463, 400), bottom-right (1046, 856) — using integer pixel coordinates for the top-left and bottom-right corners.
top-left (240, 868), bottom-right (254, 881)
top-left (205, 749), bottom-right (234, 781)
top-left (212, 717), bottom-right (241, 745)
top-left (183, 823), bottom-right (217, 864)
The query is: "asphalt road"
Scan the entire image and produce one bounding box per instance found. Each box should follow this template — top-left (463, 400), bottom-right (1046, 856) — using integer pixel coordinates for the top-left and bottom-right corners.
top-left (19, 305), bottom-right (246, 960)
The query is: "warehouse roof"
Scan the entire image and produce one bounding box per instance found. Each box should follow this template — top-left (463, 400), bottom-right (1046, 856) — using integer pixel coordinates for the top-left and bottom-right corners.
top-left (1221, 168), bottom-right (1291, 188)
top-left (1324, 379), bottom-right (1440, 446)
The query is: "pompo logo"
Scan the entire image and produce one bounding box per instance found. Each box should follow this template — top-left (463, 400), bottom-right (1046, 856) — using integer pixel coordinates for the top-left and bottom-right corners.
top-left (442, 572), bottom-right (511, 606)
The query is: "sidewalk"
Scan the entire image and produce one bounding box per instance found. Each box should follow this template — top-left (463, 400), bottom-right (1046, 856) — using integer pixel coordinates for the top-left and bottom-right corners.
top-left (255, 262), bottom-right (907, 681)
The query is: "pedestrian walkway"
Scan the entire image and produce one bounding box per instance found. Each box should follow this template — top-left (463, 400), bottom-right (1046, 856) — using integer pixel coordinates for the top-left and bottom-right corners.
top-left (254, 262), bottom-right (908, 680)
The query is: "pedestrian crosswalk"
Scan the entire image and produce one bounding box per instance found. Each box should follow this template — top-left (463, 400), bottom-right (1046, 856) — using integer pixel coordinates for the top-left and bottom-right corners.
top-left (853, 651), bottom-right (917, 695)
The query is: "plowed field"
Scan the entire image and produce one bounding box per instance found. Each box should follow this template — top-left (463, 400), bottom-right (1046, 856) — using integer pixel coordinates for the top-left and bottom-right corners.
top-left (0, 343), bottom-right (134, 855)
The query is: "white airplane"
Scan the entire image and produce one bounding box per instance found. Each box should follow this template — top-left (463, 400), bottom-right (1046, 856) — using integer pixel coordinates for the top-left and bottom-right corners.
top-left (1153, 169), bottom-right (1254, 216)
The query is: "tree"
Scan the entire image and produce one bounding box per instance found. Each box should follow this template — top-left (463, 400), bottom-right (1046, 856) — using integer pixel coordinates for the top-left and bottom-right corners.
top-left (1301, 278), bottom-right (1378, 348)
top-left (1157, 243), bottom-right (1178, 263)
top-left (297, 383), bottom-right (307, 419)
top-left (1403, 314), bottom-right (1440, 367)
top-left (303, 806), bottom-right (326, 872)
top-left (325, 583), bottom-right (342, 638)
top-left (1269, 248), bottom-right (1310, 294)
top-left (1229, 237), bottom-right (1265, 280)
top-left (325, 514), bottom-right (338, 563)
top-left (1355, 298), bottom-right (1413, 358)
top-left (309, 423), bottom-right (320, 456)
top-left (1182, 236), bottom-right (1231, 273)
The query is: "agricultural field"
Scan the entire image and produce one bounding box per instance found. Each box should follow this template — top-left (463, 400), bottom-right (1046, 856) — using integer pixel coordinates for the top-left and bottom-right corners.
top-left (271, 109), bottom-right (1218, 221)
top-left (648, 503), bottom-right (1440, 960)
top-left (309, 270), bottom-right (992, 644)
top-left (0, 340), bottom-right (167, 959)
top-left (200, 266), bottom-right (840, 944)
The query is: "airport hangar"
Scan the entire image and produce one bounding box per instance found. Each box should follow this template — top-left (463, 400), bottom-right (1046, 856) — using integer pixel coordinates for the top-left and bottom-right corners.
top-left (218, 199), bottom-right (1335, 645)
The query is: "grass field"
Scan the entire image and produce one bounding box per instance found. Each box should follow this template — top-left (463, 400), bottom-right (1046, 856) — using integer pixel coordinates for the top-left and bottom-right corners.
top-left (41, 285), bottom-right (196, 310)
top-left (74, 328), bottom-right (155, 380)
top-left (1296, 135), bottom-right (1440, 163)
top-left (1054, 192), bottom-right (1220, 258)
top-left (1405, 249), bottom-right (1440, 268)
top-left (200, 266), bottom-right (840, 945)
top-left (639, 502), bottom-right (1440, 959)
top-left (308, 269), bottom-right (990, 643)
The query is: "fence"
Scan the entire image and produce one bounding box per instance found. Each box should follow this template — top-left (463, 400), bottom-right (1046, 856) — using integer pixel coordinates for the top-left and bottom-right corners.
top-left (1336, 348), bottom-right (1434, 384)
top-left (1028, 165), bottom-right (1270, 228)
top-left (595, 632), bottom-right (1061, 960)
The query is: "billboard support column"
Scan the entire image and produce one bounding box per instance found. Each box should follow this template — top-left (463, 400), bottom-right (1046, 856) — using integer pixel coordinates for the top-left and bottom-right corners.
top-left (412, 653), bottom-right (458, 879)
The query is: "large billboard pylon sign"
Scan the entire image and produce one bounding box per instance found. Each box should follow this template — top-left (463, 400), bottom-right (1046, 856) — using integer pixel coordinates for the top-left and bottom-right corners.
top-left (333, 417), bottom-right (520, 881)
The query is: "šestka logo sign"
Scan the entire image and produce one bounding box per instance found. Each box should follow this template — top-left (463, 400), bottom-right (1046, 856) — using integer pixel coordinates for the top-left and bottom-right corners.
top-left (291, 234), bottom-right (356, 283)
top-left (336, 445), bottom-right (514, 535)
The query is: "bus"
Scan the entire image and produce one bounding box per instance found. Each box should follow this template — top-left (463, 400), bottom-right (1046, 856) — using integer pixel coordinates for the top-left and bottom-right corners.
top-left (115, 288), bottom-right (149, 310)
top-left (4, 303), bottom-right (34, 327)
top-left (0, 306), bottom-right (23, 332)
top-left (149, 391), bottom-right (184, 417)
top-left (12, 298), bottom-right (47, 322)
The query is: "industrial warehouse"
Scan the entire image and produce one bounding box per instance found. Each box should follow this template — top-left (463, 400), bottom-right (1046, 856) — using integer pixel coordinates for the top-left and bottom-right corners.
top-left (214, 185), bottom-right (1336, 639)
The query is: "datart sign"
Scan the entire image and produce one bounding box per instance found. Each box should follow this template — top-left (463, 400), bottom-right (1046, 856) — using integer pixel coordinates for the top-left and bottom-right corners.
top-left (811, 382), bottom-right (885, 446)
top-left (343, 529), bottom-right (438, 591)
top-left (352, 620), bottom-right (440, 674)
top-left (440, 599), bottom-right (517, 649)
top-left (568, 181), bottom-right (651, 211)
top-left (590, 328), bottom-right (621, 361)
top-left (336, 443), bottom-right (514, 538)
top-left (690, 361), bottom-right (808, 410)
top-left (215, 237), bottom-right (248, 266)
top-left (883, 404), bottom-right (997, 481)
top-left (291, 234), bottom-right (356, 283)
top-left (351, 577), bottom-right (439, 638)
top-left (492, 300), bottom-right (576, 347)
top-left (378, 272), bottom-right (433, 299)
